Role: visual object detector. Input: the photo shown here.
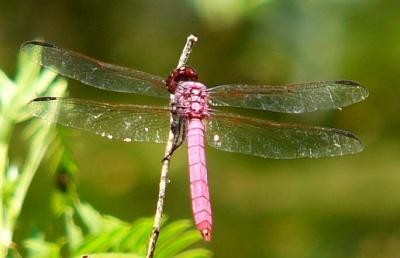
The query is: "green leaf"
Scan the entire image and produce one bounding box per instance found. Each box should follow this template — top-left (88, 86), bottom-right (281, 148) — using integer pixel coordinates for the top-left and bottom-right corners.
top-left (24, 233), bottom-right (61, 258)
top-left (74, 227), bottom-right (124, 254)
top-left (173, 248), bottom-right (212, 258)
top-left (65, 209), bottom-right (84, 252)
top-left (75, 203), bottom-right (104, 234)
top-left (0, 38), bottom-right (68, 258)
top-left (156, 231), bottom-right (202, 258)
top-left (0, 69), bottom-right (15, 110)
top-left (70, 204), bottom-right (211, 258)
top-left (118, 218), bottom-right (153, 253)
top-left (156, 220), bottom-right (192, 250)
top-left (15, 39), bottom-right (41, 90)
top-left (73, 215), bottom-right (128, 255)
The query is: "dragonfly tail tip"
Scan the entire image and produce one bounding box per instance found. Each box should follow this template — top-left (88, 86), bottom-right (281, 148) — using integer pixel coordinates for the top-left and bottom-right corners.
top-left (201, 228), bottom-right (212, 241)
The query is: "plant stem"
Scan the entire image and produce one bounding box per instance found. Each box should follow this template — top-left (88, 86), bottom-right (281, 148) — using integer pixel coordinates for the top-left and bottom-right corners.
top-left (0, 117), bottom-right (12, 258)
top-left (4, 123), bottom-right (56, 246)
top-left (145, 34), bottom-right (198, 258)
top-left (177, 35), bottom-right (198, 68)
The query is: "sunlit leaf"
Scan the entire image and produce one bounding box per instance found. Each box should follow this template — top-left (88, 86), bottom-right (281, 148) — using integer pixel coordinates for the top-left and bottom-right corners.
top-left (65, 209), bottom-right (84, 252)
top-left (70, 204), bottom-right (211, 258)
top-left (75, 203), bottom-right (104, 234)
top-left (118, 218), bottom-right (153, 252)
top-left (24, 233), bottom-right (61, 258)
top-left (156, 220), bottom-right (193, 250)
top-left (156, 231), bottom-right (203, 258)
top-left (173, 248), bottom-right (212, 258)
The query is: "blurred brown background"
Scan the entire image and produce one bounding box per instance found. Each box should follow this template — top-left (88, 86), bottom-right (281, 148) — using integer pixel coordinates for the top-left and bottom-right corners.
top-left (1, 0), bottom-right (399, 257)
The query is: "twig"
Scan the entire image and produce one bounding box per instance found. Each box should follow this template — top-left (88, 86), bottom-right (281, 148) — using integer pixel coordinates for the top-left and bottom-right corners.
top-left (145, 35), bottom-right (198, 258)
top-left (177, 35), bottom-right (198, 68)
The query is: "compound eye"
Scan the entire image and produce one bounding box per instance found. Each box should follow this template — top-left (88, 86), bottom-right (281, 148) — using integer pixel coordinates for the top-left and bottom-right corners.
top-left (186, 69), bottom-right (198, 81)
top-left (181, 66), bottom-right (198, 81)
top-left (166, 66), bottom-right (199, 93)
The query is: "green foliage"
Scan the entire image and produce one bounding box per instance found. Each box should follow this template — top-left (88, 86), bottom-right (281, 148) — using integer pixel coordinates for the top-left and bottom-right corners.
top-left (24, 232), bottom-right (61, 258)
top-left (66, 203), bottom-right (211, 258)
top-left (23, 197), bottom-right (211, 258)
top-left (0, 41), bottom-right (67, 257)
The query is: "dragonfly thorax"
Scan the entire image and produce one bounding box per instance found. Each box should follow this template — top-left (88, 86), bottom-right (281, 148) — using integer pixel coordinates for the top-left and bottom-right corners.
top-left (174, 81), bottom-right (210, 119)
top-left (166, 66), bottom-right (198, 93)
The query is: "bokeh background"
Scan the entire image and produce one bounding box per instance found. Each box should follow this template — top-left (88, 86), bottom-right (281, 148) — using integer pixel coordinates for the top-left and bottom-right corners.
top-left (1, 0), bottom-right (400, 257)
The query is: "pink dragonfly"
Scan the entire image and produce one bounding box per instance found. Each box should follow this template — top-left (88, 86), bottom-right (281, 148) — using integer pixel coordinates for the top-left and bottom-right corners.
top-left (22, 41), bottom-right (368, 241)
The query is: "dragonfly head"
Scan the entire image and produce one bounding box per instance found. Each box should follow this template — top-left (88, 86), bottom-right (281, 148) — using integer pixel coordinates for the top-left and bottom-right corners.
top-left (166, 66), bottom-right (198, 93)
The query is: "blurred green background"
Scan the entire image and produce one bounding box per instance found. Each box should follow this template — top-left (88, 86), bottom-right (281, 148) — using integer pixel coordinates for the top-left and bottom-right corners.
top-left (1, 0), bottom-right (400, 257)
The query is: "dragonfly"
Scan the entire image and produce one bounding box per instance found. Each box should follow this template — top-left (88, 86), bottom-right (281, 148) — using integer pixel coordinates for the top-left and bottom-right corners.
top-left (21, 40), bottom-right (369, 241)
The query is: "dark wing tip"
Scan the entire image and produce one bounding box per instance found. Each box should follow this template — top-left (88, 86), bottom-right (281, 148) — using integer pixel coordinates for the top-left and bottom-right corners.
top-left (335, 80), bottom-right (360, 86)
top-left (21, 40), bottom-right (55, 50)
top-left (28, 97), bottom-right (60, 117)
top-left (332, 127), bottom-right (365, 154)
top-left (336, 127), bottom-right (363, 143)
top-left (335, 80), bottom-right (369, 100)
top-left (31, 96), bottom-right (59, 102)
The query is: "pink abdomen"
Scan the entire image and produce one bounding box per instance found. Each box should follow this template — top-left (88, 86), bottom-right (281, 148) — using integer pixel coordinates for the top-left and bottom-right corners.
top-left (187, 118), bottom-right (212, 241)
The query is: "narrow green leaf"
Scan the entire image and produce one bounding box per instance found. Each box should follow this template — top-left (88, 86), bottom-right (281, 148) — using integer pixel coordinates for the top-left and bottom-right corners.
top-left (0, 69), bottom-right (15, 109)
top-left (65, 209), bottom-right (84, 252)
top-left (16, 41), bottom-right (41, 89)
top-left (0, 69), bottom-right (13, 90)
top-left (75, 203), bottom-right (103, 234)
top-left (118, 218), bottom-right (153, 252)
top-left (126, 222), bottom-right (152, 256)
top-left (24, 234), bottom-right (61, 258)
top-left (102, 216), bottom-right (128, 231)
top-left (156, 231), bottom-right (202, 258)
top-left (156, 220), bottom-right (192, 250)
top-left (173, 248), bottom-right (212, 258)
top-left (74, 232), bottom-right (113, 254)
top-left (74, 223), bottom-right (128, 255)
top-left (108, 226), bottom-right (132, 251)
top-left (32, 69), bottom-right (58, 97)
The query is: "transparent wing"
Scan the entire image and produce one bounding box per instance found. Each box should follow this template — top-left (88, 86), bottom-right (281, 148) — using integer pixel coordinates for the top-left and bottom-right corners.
top-left (21, 41), bottom-right (169, 98)
top-left (28, 97), bottom-right (171, 143)
top-left (209, 81), bottom-right (368, 113)
top-left (206, 112), bottom-right (363, 159)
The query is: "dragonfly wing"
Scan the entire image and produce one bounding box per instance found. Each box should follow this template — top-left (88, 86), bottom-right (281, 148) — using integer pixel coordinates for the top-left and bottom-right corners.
top-left (21, 41), bottom-right (169, 98)
top-left (206, 112), bottom-right (363, 159)
top-left (209, 81), bottom-right (368, 113)
top-left (28, 97), bottom-right (171, 143)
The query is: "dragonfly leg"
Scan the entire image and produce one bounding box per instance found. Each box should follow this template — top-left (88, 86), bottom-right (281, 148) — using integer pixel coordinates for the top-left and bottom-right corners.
top-left (162, 116), bottom-right (187, 162)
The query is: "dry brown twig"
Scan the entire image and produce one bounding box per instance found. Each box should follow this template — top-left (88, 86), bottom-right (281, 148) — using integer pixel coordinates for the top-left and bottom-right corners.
top-left (145, 34), bottom-right (198, 258)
